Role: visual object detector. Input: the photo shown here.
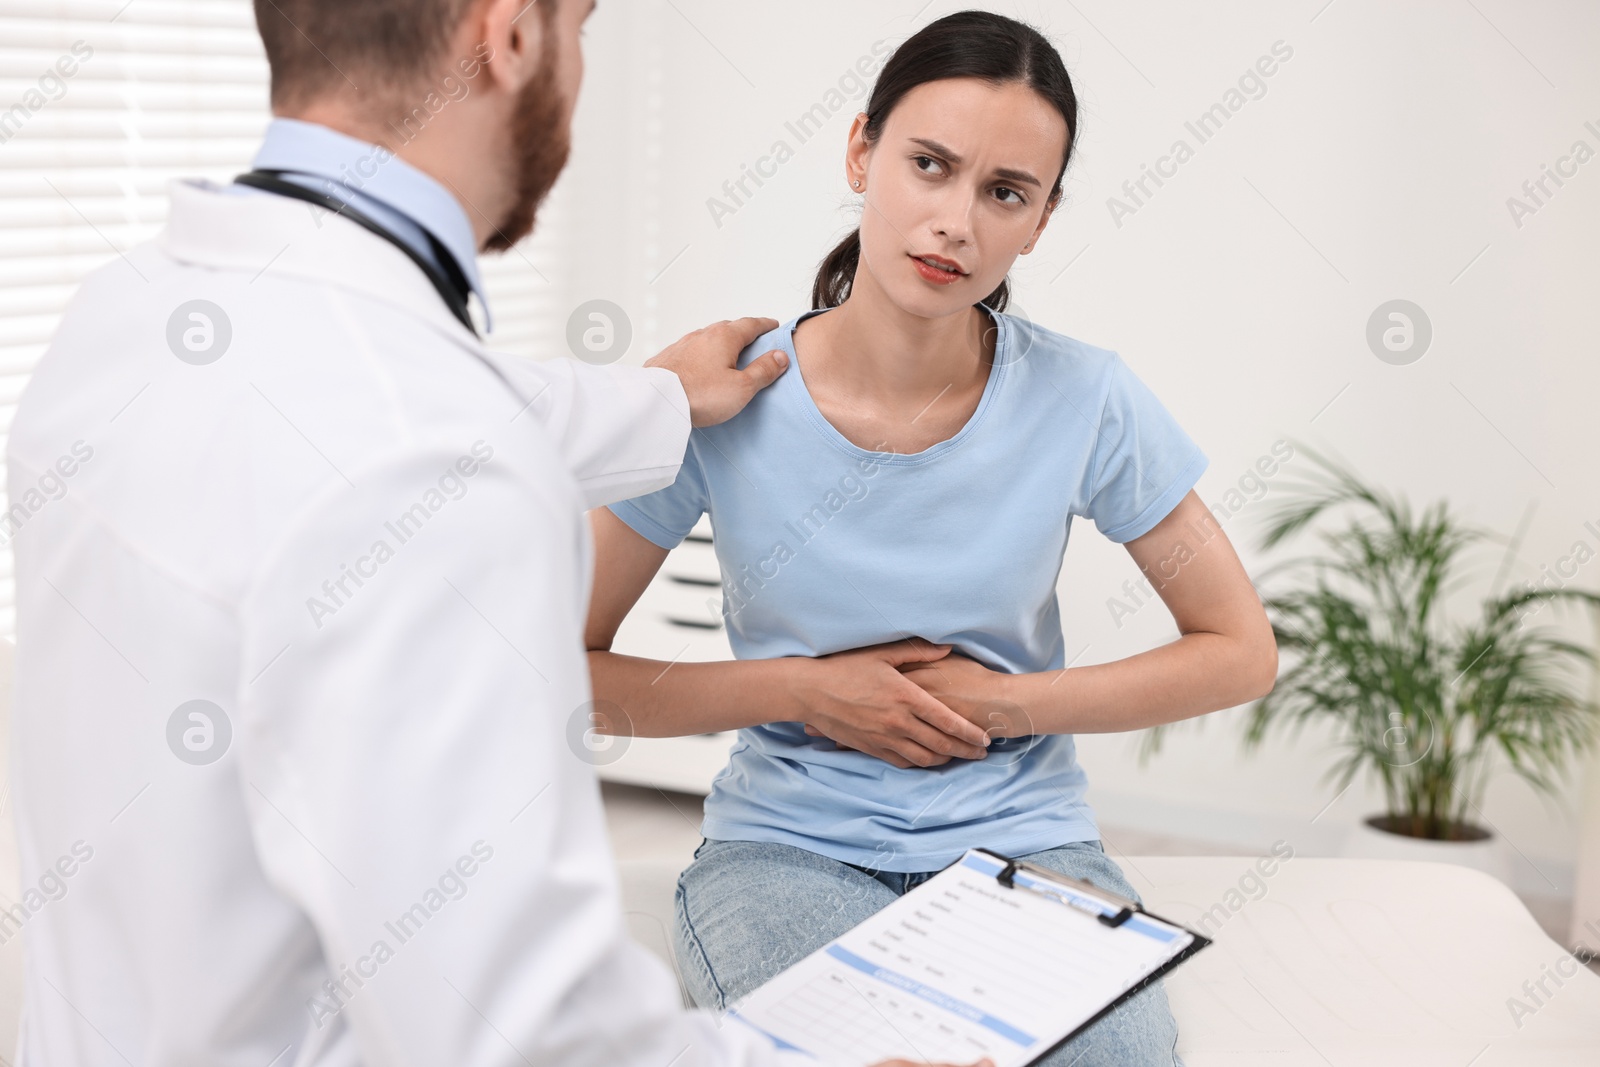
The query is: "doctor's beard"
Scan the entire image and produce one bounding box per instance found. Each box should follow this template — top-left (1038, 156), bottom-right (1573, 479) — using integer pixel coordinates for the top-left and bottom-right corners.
top-left (484, 49), bottom-right (570, 252)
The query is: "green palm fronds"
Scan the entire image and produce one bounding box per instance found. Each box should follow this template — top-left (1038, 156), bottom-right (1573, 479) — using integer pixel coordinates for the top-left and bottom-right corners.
top-left (1141, 440), bottom-right (1600, 840)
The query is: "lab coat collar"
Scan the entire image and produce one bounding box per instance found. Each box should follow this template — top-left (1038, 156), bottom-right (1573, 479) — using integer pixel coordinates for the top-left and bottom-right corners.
top-left (160, 177), bottom-right (479, 348)
top-left (250, 118), bottom-right (492, 331)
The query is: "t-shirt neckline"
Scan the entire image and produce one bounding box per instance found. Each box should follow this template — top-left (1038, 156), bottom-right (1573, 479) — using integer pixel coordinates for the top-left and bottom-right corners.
top-left (781, 302), bottom-right (1009, 466)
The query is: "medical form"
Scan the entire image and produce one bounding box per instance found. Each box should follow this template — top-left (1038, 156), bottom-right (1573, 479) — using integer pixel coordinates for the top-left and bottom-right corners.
top-left (724, 848), bottom-right (1209, 1067)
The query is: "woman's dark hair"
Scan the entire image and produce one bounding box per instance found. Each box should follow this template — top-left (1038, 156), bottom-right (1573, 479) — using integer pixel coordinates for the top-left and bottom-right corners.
top-left (811, 11), bottom-right (1078, 312)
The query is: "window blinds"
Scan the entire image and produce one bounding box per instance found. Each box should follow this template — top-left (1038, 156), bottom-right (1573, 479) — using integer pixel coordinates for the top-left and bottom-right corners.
top-left (0, 0), bottom-right (563, 634)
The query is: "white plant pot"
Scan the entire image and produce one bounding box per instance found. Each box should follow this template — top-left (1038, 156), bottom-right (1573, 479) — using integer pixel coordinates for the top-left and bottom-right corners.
top-left (1339, 814), bottom-right (1515, 886)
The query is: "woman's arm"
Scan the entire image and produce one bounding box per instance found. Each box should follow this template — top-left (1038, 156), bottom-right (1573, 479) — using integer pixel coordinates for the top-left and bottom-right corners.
top-left (897, 491), bottom-right (1278, 736)
top-left (584, 507), bottom-right (992, 766)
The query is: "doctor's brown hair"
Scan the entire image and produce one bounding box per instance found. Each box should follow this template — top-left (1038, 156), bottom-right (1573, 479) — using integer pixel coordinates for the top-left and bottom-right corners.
top-left (253, 0), bottom-right (555, 111)
top-left (811, 10), bottom-right (1079, 313)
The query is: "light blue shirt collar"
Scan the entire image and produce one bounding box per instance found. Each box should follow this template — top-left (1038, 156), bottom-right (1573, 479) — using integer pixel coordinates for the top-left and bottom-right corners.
top-left (248, 118), bottom-right (491, 331)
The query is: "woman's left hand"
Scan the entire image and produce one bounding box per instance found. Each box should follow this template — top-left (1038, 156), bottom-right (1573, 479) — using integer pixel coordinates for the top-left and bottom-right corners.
top-left (894, 652), bottom-right (1033, 739)
top-left (801, 650), bottom-right (1034, 747)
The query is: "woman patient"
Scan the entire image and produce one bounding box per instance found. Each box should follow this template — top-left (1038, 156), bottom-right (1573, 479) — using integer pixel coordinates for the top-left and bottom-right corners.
top-left (585, 11), bottom-right (1276, 1066)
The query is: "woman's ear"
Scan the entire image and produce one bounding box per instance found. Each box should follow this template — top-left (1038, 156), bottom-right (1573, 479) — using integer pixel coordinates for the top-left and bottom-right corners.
top-left (1021, 192), bottom-right (1061, 255)
top-left (844, 112), bottom-right (871, 192)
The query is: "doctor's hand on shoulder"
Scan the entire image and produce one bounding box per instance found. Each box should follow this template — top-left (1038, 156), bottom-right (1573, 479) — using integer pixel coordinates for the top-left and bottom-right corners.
top-left (645, 316), bottom-right (789, 426)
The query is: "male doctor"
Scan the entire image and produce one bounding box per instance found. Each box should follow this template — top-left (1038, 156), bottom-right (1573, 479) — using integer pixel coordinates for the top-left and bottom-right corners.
top-left (6, 0), bottom-right (980, 1064)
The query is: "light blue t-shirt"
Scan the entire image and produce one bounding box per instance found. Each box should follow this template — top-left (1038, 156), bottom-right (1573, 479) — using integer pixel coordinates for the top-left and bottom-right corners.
top-left (608, 304), bottom-right (1209, 872)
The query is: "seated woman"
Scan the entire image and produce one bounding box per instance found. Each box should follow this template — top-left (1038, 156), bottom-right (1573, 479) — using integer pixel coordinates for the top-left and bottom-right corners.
top-left (585, 11), bottom-right (1276, 1066)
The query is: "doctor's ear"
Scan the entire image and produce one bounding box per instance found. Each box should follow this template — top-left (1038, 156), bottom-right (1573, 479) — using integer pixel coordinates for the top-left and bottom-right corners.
top-left (475, 0), bottom-right (548, 94)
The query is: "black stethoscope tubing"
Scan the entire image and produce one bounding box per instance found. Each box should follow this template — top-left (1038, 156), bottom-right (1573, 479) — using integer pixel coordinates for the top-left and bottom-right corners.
top-left (233, 169), bottom-right (479, 337)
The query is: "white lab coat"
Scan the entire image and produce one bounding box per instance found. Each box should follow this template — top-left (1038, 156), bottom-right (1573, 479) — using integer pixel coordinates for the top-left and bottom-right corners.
top-left (5, 180), bottom-right (793, 1066)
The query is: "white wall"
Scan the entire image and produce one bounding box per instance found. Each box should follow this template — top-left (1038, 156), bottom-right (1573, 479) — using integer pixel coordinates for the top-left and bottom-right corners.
top-left (550, 0), bottom-right (1600, 896)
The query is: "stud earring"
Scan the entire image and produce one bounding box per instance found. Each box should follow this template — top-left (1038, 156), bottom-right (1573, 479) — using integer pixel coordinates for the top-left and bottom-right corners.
top-left (853, 180), bottom-right (861, 188)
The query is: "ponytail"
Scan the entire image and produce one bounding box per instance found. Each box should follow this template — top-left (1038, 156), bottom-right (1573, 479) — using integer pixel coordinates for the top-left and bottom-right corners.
top-left (812, 230), bottom-right (861, 310)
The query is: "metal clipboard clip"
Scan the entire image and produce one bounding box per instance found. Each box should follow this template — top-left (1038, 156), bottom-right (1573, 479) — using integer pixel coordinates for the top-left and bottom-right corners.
top-left (991, 854), bottom-right (1139, 928)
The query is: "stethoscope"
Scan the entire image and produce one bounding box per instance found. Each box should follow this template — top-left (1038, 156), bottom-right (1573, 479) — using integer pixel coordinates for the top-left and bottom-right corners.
top-left (233, 169), bottom-right (480, 337)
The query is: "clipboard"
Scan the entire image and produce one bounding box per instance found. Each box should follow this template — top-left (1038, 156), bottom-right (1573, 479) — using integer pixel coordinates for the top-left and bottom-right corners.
top-left (724, 846), bottom-right (1212, 1067)
top-left (972, 847), bottom-right (1211, 1064)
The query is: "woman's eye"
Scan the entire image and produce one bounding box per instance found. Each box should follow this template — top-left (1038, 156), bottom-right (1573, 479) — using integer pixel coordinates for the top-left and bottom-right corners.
top-left (994, 187), bottom-right (1024, 205)
top-left (914, 155), bottom-right (944, 175)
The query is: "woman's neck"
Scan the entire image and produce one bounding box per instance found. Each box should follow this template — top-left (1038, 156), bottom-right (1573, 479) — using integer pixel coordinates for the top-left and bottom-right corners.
top-left (794, 271), bottom-right (997, 453)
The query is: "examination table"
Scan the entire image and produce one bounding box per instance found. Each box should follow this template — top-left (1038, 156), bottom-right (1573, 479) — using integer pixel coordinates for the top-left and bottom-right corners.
top-left (617, 852), bottom-right (1600, 1065)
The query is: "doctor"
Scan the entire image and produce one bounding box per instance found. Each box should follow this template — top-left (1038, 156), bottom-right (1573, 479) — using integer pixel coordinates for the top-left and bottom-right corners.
top-left (6, 0), bottom-right (980, 1064)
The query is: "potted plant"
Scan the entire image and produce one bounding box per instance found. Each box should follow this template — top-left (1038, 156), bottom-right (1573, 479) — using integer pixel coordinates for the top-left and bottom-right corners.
top-left (1147, 441), bottom-right (1600, 873)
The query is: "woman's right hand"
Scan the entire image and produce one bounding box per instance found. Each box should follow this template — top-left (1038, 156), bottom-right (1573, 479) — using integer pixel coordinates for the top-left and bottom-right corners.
top-left (792, 638), bottom-right (992, 768)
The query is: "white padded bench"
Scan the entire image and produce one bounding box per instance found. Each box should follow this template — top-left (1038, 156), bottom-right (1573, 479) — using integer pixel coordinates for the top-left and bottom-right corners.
top-left (617, 854), bottom-right (1600, 1066)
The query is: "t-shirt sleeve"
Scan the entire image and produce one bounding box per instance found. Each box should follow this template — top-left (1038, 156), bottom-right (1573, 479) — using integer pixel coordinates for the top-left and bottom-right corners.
top-left (606, 435), bottom-right (711, 549)
top-left (1078, 354), bottom-right (1209, 543)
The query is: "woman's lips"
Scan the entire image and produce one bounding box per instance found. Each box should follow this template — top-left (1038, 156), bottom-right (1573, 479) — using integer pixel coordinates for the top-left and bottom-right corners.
top-left (910, 254), bottom-right (966, 286)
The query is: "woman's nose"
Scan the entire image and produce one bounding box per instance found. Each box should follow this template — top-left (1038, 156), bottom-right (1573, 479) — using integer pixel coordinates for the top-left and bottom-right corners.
top-left (930, 188), bottom-right (978, 246)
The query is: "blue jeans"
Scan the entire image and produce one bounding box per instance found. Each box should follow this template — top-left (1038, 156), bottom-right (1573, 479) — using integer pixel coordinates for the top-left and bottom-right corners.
top-left (674, 838), bottom-right (1184, 1067)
